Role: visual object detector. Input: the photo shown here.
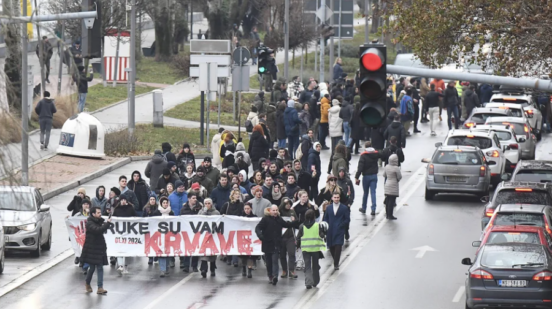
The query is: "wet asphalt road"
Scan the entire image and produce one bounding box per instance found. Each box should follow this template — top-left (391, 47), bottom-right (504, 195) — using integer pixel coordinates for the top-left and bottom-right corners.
top-left (2, 118), bottom-right (552, 309)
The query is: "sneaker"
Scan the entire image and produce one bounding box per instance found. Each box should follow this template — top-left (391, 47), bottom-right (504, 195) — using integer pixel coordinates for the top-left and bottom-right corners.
top-left (85, 284), bottom-right (93, 293)
top-left (192, 267), bottom-right (199, 272)
top-left (306, 285), bottom-right (312, 289)
top-left (40, 143), bottom-right (44, 150)
top-left (281, 271), bottom-right (288, 278)
top-left (201, 271), bottom-right (207, 278)
top-left (169, 260), bottom-right (175, 268)
top-left (247, 268), bottom-right (252, 278)
top-left (389, 216), bottom-right (398, 220)
top-left (74, 257), bottom-right (80, 264)
top-left (211, 271), bottom-right (216, 277)
top-left (160, 272), bottom-right (166, 278)
top-left (431, 131), bottom-right (436, 136)
top-left (122, 267), bottom-right (129, 274)
top-left (370, 211), bottom-right (376, 216)
top-left (272, 277), bottom-right (278, 285)
top-left (334, 266), bottom-right (340, 271)
top-left (110, 257), bottom-right (116, 266)
top-left (97, 288), bottom-right (107, 295)
top-left (148, 258), bottom-right (153, 265)
top-left (359, 208), bottom-right (366, 214)
top-left (289, 272), bottom-right (298, 279)
top-left (117, 265), bottom-right (124, 274)
top-left (183, 267), bottom-right (190, 273)
top-left (414, 129), bottom-right (421, 133)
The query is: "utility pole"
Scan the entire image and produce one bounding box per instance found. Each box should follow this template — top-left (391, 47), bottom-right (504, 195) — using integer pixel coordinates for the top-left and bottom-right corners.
top-left (329, 0), bottom-right (334, 82)
top-left (57, 0), bottom-right (67, 94)
top-left (284, 0), bottom-right (289, 81)
top-left (21, 0), bottom-right (29, 186)
top-left (128, 0), bottom-right (136, 136)
top-left (364, 0), bottom-right (369, 43)
top-left (34, 0), bottom-right (45, 93)
top-left (337, 0), bottom-right (342, 58)
top-left (314, 13), bottom-right (317, 74)
top-left (320, 0), bottom-right (326, 83)
top-left (189, 1), bottom-right (193, 40)
top-left (112, 29), bottom-right (120, 87)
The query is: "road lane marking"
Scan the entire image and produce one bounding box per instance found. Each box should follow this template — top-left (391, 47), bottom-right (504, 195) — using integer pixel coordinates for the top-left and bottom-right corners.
top-left (411, 245), bottom-right (437, 258)
top-left (293, 164), bottom-right (427, 309)
top-left (0, 249), bottom-right (73, 298)
top-left (452, 286), bottom-right (465, 302)
top-left (143, 274), bottom-right (197, 309)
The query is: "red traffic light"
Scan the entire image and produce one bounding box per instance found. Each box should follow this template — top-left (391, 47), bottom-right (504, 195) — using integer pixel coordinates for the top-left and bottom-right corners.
top-left (361, 48), bottom-right (384, 71)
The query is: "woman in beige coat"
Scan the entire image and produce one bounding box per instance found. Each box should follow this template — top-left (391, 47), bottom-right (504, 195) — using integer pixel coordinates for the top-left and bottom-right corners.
top-left (383, 154), bottom-right (402, 220)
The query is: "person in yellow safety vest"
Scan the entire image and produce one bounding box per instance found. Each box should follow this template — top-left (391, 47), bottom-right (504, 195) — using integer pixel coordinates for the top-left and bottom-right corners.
top-left (455, 81), bottom-right (463, 98)
top-left (297, 209), bottom-right (327, 289)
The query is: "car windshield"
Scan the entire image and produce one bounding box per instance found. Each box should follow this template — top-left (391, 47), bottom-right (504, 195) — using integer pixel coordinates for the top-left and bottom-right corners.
top-left (491, 98), bottom-right (529, 106)
top-left (471, 113), bottom-right (507, 123)
top-left (0, 191), bottom-right (35, 211)
top-left (513, 170), bottom-right (552, 183)
top-left (495, 189), bottom-right (552, 206)
top-left (492, 131), bottom-right (513, 141)
top-left (481, 245), bottom-right (546, 268)
top-left (433, 151), bottom-right (482, 165)
top-left (487, 232), bottom-right (541, 245)
top-left (493, 213), bottom-right (545, 227)
top-left (447, 136), bottom-right (492, 149)
top-left (488, 122), bottom-right (525, 136)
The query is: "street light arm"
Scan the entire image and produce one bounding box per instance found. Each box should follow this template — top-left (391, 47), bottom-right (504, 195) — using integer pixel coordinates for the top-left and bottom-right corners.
top-left (0, 11), bottom-right (97, 24)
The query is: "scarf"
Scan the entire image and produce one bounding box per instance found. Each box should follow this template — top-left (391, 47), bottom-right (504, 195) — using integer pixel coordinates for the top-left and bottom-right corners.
top-left (158, 205), bottom-right (172, 216)
top-left (271, 188), bottom-right (282, 200)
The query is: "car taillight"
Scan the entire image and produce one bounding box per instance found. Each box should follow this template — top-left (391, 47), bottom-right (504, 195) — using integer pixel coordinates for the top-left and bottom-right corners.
top-left (486, 150), bottom-right (499, 157)
top-left (471, 269), bottom-right (493, 279)
top-left (509, 143), bottom-right (518, 149)
top-left (428, 164), bottom-right (434, 175)
top-left (465, 122), bottom-right (475, 128)
top-left (524, 125), bottom-right (529, 133)
top-left (527, 110), bottom-right (534, 115)
top-left (486, 208), bottom-right (494, 217)
top-left (533, 271), bottom-right (552, 281)
top-left (480, 166), bottom-right (486, 177)
top-left (546, 223), bottom-right (552, 235)
top-left (515, 188), bottom-right (532, 192)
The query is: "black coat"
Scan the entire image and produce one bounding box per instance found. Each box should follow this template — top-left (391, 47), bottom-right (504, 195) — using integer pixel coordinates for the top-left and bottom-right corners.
top-left (384, 121), bottom-right (406, 148)
top-left (350, 105), bottom-right (365, 140)
top-left (80, 216), bottom-right (109, 266)
top-left (221, 201), bottom-right (244, 216)
top-left (295, 170), bottom-right (312, 192)
top-left (276, 107), bottom-right (287, 140)
top-left (248, 130), bottom-right (269, 162)
top-left (112, 204), bottom-right (137, 217)
top-left (255, 215), bottom-right (298, 253)
top-left (156, 175), bottom-right (178, 194)
top-left (128, 177), bottom-right (150, 212)
top-left (307, 148), bottom-right (321, 175)
top-left (67, 195), bottom-right (90, 216)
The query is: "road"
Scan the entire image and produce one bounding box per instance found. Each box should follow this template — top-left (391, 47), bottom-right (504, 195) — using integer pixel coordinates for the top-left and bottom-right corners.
top-left (2, 118), bottom-right (552, 308)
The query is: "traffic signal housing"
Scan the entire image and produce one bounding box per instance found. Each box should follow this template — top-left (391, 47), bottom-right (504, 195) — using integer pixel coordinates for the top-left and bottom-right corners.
top-left (358, 44), bottom-right (387, 127)
top-left (257, 46), bottom-right (274, 75)
top-left (81, 0), bottom-right (102, 58)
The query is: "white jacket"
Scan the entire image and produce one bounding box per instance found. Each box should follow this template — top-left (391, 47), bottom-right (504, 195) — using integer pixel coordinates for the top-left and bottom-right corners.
top-left (246, 112), bottom-right (259, 127)
top-left (328, 100), bottom-right (343, 137)
top-left (211, 133), bottom-right (222, 168)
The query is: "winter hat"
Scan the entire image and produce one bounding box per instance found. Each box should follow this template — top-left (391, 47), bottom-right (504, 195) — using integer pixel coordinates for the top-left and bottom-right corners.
top-left (197, 166), bottom-right (206, 173)
top-left (332, 99), bottom-right (340, 106)
top-left (81, 199), bottom-right (91, 205)
top-left (191, 183), bottom-right (200, 190)
top-left (313, 142), bottom-right (321, 150)
top-left (119, 193), bottom-right (128, 202)
top-left (326, 175), bottom-right (337, 182)
top-left (269, 149), bottom-right (278, 158)
top-left (227, 166), bottom-right (237, 174)
top-left (163, 168), bottom-right (171, 176)
top-left (175, 180), bottom-right (184, 188)
top-left (287, 99), bottom-right (295, 108)
top-left (239, 170), bottom-right (248, 180)
top-left (77, 187), bottom-right (86, 195)
top-left (183, 143), bottom-right (190, 150)
top-left (204, 157), bottom-right (212, 163)
top-left (110, 187), bottom-right (121, 196)
top-left (167, 161), bottom-right (176, 169)
top-left (154, 149), bottom-right (162, 155)
top-left (44, 91), bottom-right (51, 98)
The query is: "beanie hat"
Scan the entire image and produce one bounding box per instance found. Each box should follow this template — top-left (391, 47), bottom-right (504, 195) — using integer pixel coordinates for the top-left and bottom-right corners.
top-left (183, 143), bottom-right (190, 150)
top-left (167, 161), bottom-right (176, 169)
top-left (77, 187), bottom-right (86, 196)
top-left (81, 199), bottom-right (91, 205)
top-left (163, 168), bottom-right (171, 176)
top-left (110, 187), bottom-right (121, 196)
top-left (175, 180), bottom-right (184, 188)
top-left (204, 157), bottom-right (212, 162)
top-left (287, 99), bottom-right (295, 108)
top-left (197, 166), bottom-right (206, 173)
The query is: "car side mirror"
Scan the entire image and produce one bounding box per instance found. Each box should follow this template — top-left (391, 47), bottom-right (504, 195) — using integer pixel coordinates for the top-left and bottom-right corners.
top-left (487, 161), bottom-right (497, 166)
top-left (461, 257), bottom-right (473, 265)
top-left (472, 241), bottom-right (482, 247)
top-left (39, 204), bottom-right (50, 212)
top-left (480, 196), bottom-right (490, 203)
top-left (518, 137), bottom-right (526, 143)
top-left (421, 158), bottom-right (431, 163)
top-left (435, 142), bottom-right (442, 147)
top-left (501, 173), bottom-right (511, 181)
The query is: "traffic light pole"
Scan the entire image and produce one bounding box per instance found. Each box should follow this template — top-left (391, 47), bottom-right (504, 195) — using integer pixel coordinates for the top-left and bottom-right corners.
top-left (329, 0), bottom-right (334, 82)
top-left (128, 0), bottom-right (136, 136)
top-left (284, 0), bottom-right (289, 81)
top-left (319, 0), bottom-right (326, 83)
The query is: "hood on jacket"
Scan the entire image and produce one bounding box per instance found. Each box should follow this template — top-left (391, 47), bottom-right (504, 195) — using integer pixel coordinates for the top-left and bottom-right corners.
top-left (131, 170), bottom-right (143, 182)
top-left (258, 157), bottom-right (267, 167)
top-left (151, 153), bottom-right (165, 164)
top-left (287, 99), bottom-right (295, 108)
top-left (279, 198), bottom-right (294, 216)
top-left (388, 154), bottom-right (399, 166)
top-left (301, 134), bottom-right (310, 142)
top-left (390, 122), bottom-right (402, 129)
top-left (293, 159), bottom-right (302, 170)
top-left (236, 142), bottom-right (246, 152)
top-left (239, 170), bottom-right (248, 181)
top-left (331, 99), bottom-right (340, 107)
top-left (95, 185), bottom-right (106, 200)
top-left (388, 109), bottom-right (398, 120)
top-left (313, 142), bottom-right (321, 151)
top-left (162, 142), bottom-right (172, 152)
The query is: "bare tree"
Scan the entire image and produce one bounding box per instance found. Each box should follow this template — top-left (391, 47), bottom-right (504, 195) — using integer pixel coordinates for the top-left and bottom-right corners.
top-left (2, 0), bottom-right (22, 110)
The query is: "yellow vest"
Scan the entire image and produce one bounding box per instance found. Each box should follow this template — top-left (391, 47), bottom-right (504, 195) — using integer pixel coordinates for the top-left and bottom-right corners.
top-left (301, 223), bottom-right (326, 252)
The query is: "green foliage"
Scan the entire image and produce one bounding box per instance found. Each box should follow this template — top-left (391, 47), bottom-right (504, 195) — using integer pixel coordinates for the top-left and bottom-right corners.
top-left (86, 84), bottom-right (157, 112)
top-left (137, 57), bottom-right (188, 85)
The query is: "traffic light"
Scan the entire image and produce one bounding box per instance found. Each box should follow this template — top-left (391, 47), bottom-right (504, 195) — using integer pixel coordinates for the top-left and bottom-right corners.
top-left (359, 44), bottom-right (387, 127)
top-left (81, 0), bottom-right (102, 58)
top-left (257, 45), bottom-right (273, 75)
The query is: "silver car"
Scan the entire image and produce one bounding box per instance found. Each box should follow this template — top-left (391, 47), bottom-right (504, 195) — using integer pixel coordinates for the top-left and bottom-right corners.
top-left (0, 186), bottom-right (52, 257)
top-left (0, 219), bottom-right (4, 274)
top-left (463, 107), bottom-right (512, 129)
top-left (423, 145), bottom-right (492, 200)
top-left (485, 116), bottom-right (537, 160)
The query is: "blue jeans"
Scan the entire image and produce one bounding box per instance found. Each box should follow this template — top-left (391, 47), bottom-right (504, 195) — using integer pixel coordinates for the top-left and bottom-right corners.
top-left (159, 257), bottom-right (168, 272)
top-left (77, 93), bottom-right (87, 113)
top-left (278, 139), bottom-right (287, 149)
top-left (362, 174), bottom-right (378, 212)
top-left (85, 264), bottom-right (104, 288)
top-left (343, 122), bottom-right (351, 146)
top-left (183, 256), bottom-right (198, 269)
top-left (288, 135), bottom-right (299, 159)
top-left (447, 105), bottom-right (459, 130)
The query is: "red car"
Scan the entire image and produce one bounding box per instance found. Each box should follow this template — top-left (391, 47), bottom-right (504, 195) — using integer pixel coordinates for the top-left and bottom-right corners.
top-left (473, 225), bottom-right (552, 254)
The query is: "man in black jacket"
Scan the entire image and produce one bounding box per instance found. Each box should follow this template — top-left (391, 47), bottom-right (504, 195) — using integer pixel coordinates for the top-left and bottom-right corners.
top-left (382, 136), bottom-right (405, 166)
top-left (127, 171), bottom-right (151, 215)
top-left (383, 114), bottom-right (406, 148)
top-left (35, 91), bottom-right (57, 150)
top-left (308, 90), bottom-right (321, 139)
top-left (411, 79), bottom-right (422, 133)
top-left (425, 84), bottom-right (444, 135)
top-left (73, 65), bottom-right (93, 113)
top-left (444, 81), bottom-right (460, 130)
top-left (81, 207), bottom-right (111, 294)
top-left (354, 141), bottom-right (382, 215)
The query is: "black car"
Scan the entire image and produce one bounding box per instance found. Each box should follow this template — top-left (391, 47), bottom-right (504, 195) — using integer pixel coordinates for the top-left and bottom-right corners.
top-left (481, 182), bottom-right (552, 229)
top-left (507, 160), bottom-right (552, 183)
top-left (463, 243), bottom-right (552, 309)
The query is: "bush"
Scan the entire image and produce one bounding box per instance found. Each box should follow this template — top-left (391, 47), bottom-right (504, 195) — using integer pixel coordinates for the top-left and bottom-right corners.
top-left (325, 43), bottom-right (359, 58)
top-left (104, 128), bottom-right (142, 156)
top-left (172, 54), bottom-right (190, 77)
top-left (0, 112), bottom-right (22, 144)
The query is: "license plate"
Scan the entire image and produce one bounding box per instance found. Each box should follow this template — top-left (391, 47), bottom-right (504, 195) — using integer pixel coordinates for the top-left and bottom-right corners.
top-left (447, 176), bottom-right (467, 183)
top-left (498, 280), bottom-right (527, 287)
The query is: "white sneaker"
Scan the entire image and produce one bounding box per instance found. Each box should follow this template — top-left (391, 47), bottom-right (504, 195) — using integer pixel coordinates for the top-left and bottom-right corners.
top-left (431, 131), bottom-right (436, 136)
top-left (117, 265), bottom-right (124, 274)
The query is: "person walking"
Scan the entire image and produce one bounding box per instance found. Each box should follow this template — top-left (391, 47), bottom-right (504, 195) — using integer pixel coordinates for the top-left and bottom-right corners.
top-left (198, 198), bottom-right (220, 277)
top-left (383, 154), bottom-right (402, 220)
top-left (128, 171), bottom-right (151, 217)
top-left (248, 125), bottom-right (269, 171)
top-left (36, 36), bottom-right (53, 83)
top-left (307, 142), bottom-right (322, 202)
top-left (255, 205), bottom-right (298, 285)
top-left (319, 94), bottom-right (331, 149)
top-left (297, 209), bottom-right (326, 289)
top-left (322, 192), bottom-right (350, 270)
top-left (399, 88), bottom-right (414, 135)
top-left (419, 78), bottom-right (431, 123)
top-left (340, 97), bottom-right (353, 146)
top-left (276, 101), bottom-right (287, 149)
top-left (145, 150), bottom-right (168, 191)
top-left (81, 207), bottom-right (111, 295)
top-left (332, 58), bottom-right (344, 82)
top-left (328, 99), bottom-right (343, 152)
top-left (91, 186), bottom-right (108, 214)
top-left (425, 84), bottom-right (444, 136)
top-left (239, 203), bottom-right (258, 278)
top-left (444, 81), bottom-right (460, 130)
top-left (112, 194), bottom-right (136, 274)
top-left (151, 196), bottom-right (174, 277)
top-left (382, 136), bottom-right (405, 167)
top-left (383, 114), bottom-right (406, 148)
top-left (34, 91), bottom-right (57, 150)
top-left (279, 198), bottom-right (298, 279)
top-left (355, 141), bottom-right (381, 215)
top-left (349, 100), bottom-right (363, 155)
top-left (410, 79), bottom-right (422, 133)
top-left (284, 99), bottom-right (303, 159)
top-left (73, 65), bottom-right (93, 113)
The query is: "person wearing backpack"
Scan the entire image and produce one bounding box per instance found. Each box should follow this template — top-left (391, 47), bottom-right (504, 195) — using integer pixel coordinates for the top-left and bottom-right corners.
top-left (382, 136), bottom-right (405, 167)
top-left (444, 81), bottom-right (460, 130)
top-left (399, 87), bottom-right (414, 135)
top-left (384, 114), bottom-right (406, 148)
top-left (246, 105), bottom-right (259, 135)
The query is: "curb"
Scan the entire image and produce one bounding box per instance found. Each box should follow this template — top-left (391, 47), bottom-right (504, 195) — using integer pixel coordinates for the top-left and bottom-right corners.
top-left (42, 157), bottom-right (131, 201)
top-left (174, 77), bottom-right (193, 85)
top-left (90, 91), bottom-right (153, 115)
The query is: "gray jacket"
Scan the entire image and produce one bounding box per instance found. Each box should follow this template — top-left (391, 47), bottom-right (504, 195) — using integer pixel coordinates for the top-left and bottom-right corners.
top-left (34, 98), bottom-right (57, 120)
top-left (383, 154), bottom-right (402, 196)
top-left (144, 153), bottom-right (168, 189)
top-left (250, 197), bottom-right (272, 217)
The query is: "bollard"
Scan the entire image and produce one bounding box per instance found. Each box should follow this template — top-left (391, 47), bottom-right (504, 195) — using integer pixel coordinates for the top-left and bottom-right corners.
top-left (152, 89), bottom-right (163, 127)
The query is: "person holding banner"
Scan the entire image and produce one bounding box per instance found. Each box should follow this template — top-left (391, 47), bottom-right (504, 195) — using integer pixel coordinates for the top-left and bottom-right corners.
top-left (255, 205), bottom-right (298, 286)
top-left (112, 194), bottom-right (137, 275)
top-left (180, 193), bottom-right (202, 272)
top-left (81, 206), bottom-right (112, 295)
top-left (151, 197), bottom-right (174, 277)
top-left (297, 209), bottom-right (327, 289)
top-left (143, 195), bottom-right (160, 265)
top-left (198, 198), bottom-right (220, 278)
top-left (240, 203), bottom-right (258, 278)
top-left (74, 199), bottom-right (91, 275)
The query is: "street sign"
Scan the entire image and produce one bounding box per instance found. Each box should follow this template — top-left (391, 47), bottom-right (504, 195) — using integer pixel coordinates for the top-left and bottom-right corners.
top-left (232, 65), bottom-right (250, 91)
top-left (190, 39), bottom-right (231, 53)
top-left (190, 66), bottom-right (230, 78)
top-left (190, 55), bottom-right (232, 66)
top-left (315, 5), bottom-right (333, 22)
top-left (233, 47), bottom-right (251, 66)
top-left (305, 0), bottom-right (354, 39)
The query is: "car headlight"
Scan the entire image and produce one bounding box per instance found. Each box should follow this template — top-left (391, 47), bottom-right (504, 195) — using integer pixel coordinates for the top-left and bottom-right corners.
top-left (17, 223), bottom-right (37, 231)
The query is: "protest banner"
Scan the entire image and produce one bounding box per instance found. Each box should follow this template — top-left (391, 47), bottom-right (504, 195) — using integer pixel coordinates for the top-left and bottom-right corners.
top-left (66, 216), bottom-right (263, 257)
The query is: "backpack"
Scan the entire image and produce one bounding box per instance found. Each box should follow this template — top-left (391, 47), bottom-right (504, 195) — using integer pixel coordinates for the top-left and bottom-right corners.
top-left (295, 145), bottom-right (303, 160)
top-left (406, 99), bottom-right (414, 116)
top-left (245, 120), bottom-right (253, 132)
top-left (162, 152), bottom-right (169, 162)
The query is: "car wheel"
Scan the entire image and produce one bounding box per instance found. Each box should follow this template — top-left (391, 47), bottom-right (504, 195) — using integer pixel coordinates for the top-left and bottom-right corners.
top-left (537, 122), bottom-right (543, 141)
top-left (41, 225), bottom-right (52, 251)
top-left (0, 248), bottom-right (4, 274)
top-left (30, 231), bottom-right (41, 258)
top-left (425, 188), bottom-right (435, 200)
top-left (465, 298), bottom-right (472, 309)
